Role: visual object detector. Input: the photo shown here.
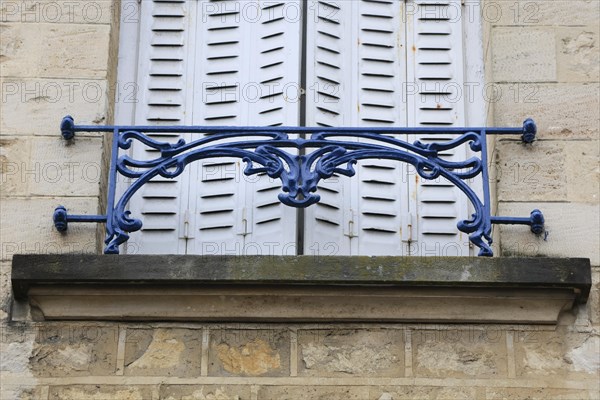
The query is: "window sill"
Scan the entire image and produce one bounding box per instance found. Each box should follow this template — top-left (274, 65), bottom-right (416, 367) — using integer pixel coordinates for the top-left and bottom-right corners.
top-left (11, 255), bottom-right (591, 324)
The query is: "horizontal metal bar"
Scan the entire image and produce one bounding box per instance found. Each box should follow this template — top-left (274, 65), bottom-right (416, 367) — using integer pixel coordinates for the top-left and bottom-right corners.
top-left (491, 216), bottom-right (532, 225)
top-left (53, 206), bottom-right (107, 233)
top-left (67, 215), bottom-right (107, 223)
top-left (68, 124), bottom-right (526, 135)
top-left (61, 116), bottom-right (536, 137)
top-left (491, 209), bottom-right (545, 235)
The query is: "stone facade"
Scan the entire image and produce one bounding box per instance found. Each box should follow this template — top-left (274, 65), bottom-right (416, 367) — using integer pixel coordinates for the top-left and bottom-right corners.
top-left (1, 1), bottom-right (599, 399)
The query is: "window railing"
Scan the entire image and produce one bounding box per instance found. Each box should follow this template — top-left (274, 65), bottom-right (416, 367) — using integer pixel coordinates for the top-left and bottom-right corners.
top-left (53, 116), bottom-right (544, 256)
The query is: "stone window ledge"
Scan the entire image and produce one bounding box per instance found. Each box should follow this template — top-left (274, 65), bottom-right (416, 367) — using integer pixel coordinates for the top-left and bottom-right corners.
top-left (11, 255), bottom-right (591, 324)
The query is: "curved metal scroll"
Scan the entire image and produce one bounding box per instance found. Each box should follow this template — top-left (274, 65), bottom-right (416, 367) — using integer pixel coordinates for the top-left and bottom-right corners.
top-left (54, 116), bottom-right (545, 256)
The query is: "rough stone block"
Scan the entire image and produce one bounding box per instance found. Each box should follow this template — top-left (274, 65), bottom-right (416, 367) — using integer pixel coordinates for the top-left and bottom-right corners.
top-left (492, 28), bottom-right (557, 82)
top-left (0, 136), bottom-right (31, 196)
top-left (0, 23), bottom-right (110, 78)
top-left (513, 328), bottom-right (600, 380)
top-left (412, 328), bottom-right (508, 378)
top-left (591, 271), bottom-right (600, 327)
top-left (49, 386), bottom-right (153, 400)
top-left (257, 386), bottom-right (370, 400)
top-left (160, 385), bottom-right (250, 400)
top-left (557, 27), bottom-right (600, 82)
top-left (0, 197), bottom-right (99, 262)
top-left (124, 328), bottom-right (202, 377)
top-left (486, 387), bottom-right (597, 400)
top-left (493, 83), bottom-right (599, 139)
top-left (209, 329), bottom-right (290, 377)
top-left (498, 202), bottom-right (600, 266)
top-left (370, 386), bottom-right (479, 400)
top-left (495, 141), bottom-right (567, 202)
top-left (29, 323), bottom-right (118, 376)
top-left (0, 386), bottom-right (45, 400)
top-left (297, 329), bottom-right (404, 377)
top-left (488, 0), bottom-right (600, 27)
top-left (0, 0), bottom-right (114, 24)
top-left (0, 261), bottom-right (11, 321)
top-left (0, 78), bottom-right (108, 136)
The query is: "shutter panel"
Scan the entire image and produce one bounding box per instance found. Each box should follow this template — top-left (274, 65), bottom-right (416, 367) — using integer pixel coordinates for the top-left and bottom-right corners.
top-left (304, 0), bottom-right (352, 256)
top-left (187, 0), bottom-right (301, 256)
top-left (354, 0), bottom-right (409, 256)
top-left (304, 0), bottom-right (410, 256)
top-left (128, 0), bottom-right (193, 254)
top-left (407, 0), bottom-right (471, 256)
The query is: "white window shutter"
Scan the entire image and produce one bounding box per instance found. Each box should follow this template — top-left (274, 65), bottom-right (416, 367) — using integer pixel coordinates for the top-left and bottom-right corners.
top-left (128, 0), bottom-right (193, 254)
top-left (407, 0), bottom-right (471, 256)
top-left (186, 0), bottom-right (301, 256)
top-left (304, 0), bottom-right (410, 256)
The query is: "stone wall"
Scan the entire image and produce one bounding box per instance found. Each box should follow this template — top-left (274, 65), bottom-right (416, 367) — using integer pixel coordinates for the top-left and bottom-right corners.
top-left (2, 322), bottom-right (599, 399)
top-left (1, 1), bottom-right (599, 399)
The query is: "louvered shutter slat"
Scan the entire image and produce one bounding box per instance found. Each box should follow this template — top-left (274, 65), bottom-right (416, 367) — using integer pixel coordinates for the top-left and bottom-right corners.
top-left (185, 0), bottom-right (300, 256)
top-left (127, 0), bottom-right (192, 254)
top-left (305, 0), bottom-right (409, 256)
top-left (408, 0), bottom-right (470, 256)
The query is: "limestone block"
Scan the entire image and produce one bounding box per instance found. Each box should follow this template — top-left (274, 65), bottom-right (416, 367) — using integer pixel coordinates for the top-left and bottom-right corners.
top-left (513, 328), bottom-right (600, 380)
top-left (49, 386), bottom-right (152, 400)
top-left (0, 0), bottom-right (114, 24)
top-left (497, 202), bottom-right (599, 266)
top-left (297, 329), bottom-right (404, 377)
top-left (124, 328), bottom-right (202, 377)
top-left (257, 386), bottom-right (370, 400)
top-left (488, 0), bottom-right (600, 27)
top-left (0, 136), bottom-right (31, 196)
top-left (160, 385), bottom-right (250, 400)
top-left (370, 386), bottom-right (479, 400)
top-left (29, 324), bottom-right (118, 376)
top-left (0, 197), bottom-right (99, 261)
top-left (495, 140), bottom-right (567, 202)
top-left (1, 136), bottom-right (104, 197)
top-left (492, 28), bottom-right (557, 82)
top-left (0, 23), bottom-right (110, 79)
top-left (0, 78), bottom-right (108, 136)
top-left (29, 137), bottom-right (104, 197)
top-left (493, 83), bottom-right (599, 139)
top-left (557, 28), bottom-right (600, 82)
top-left (412, 329), bottom-right (508, 378)
top-left (486, 387), bottom-right (597, 400)
top-left (564, 141), bottom-right (600, 203)
top-left (209, 329), bottom-right (289, 377)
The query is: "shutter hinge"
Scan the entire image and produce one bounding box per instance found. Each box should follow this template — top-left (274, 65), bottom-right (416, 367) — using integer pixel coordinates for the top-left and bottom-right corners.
top-left (344, 209), bottom-right (357, 238)
top-left (182, 209), bottom-right (191, 239)
top-left (401, 212), bottom-right (414, 243)
top-left (241, 207), bottom-right (249, 237)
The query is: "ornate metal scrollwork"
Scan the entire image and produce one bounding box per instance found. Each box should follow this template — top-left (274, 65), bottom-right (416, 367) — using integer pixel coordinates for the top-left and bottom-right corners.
top-left (54, 116), bottom-right (544, 256)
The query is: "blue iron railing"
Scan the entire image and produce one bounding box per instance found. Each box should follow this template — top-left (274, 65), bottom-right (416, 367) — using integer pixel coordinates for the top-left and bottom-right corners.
top-left (54, 116), bottom-right (544, 256)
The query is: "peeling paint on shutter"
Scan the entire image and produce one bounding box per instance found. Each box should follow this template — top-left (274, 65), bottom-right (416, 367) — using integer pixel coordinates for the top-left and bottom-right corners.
top-left (407, 0), bottom-right (470, 256)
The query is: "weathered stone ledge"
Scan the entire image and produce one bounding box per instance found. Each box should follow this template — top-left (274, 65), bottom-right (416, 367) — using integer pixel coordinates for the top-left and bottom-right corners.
top-left (11, 255), bottom-right (591, 324)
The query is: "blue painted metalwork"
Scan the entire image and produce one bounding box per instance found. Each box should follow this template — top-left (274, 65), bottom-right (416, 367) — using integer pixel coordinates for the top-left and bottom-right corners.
top-left (54, 116), bottom-right (544, 256)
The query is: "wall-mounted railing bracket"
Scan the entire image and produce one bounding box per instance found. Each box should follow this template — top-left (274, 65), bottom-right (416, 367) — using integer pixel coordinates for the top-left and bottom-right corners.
top-left (53, 116), bottom-right (545, 256)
